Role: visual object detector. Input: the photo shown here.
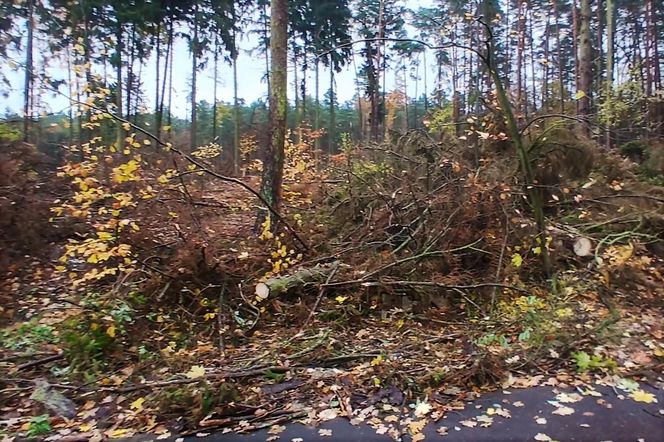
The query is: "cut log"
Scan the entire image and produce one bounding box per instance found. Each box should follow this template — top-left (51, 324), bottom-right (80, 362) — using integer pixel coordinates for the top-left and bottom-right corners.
top-left (573, 237), bottom-right (593, 257)
top-left (255, 261), bottom-right (341, 300)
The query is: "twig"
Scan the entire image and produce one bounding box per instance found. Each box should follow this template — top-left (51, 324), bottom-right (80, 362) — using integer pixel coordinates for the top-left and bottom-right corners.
top-left (299, 263), bottom-right (340, 331)
top-left (98, 366), bottom-right (291, 393)
top-left (17, 353), bottom-right (64, 371)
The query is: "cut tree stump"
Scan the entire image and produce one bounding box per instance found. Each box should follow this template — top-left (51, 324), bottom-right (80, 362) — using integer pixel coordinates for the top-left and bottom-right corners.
top-left (255, 261), bottom-right (341, 299)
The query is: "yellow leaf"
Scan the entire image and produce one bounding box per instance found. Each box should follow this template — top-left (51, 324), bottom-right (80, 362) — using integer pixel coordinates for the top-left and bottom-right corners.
top-left (163, 125), bottom-right (171, 132)
top-left (130, 397), bottom-right (145, 411)
top-left (575, 90), bottom-right (586, 99)
top-left (203, 312), bottom-right (217, 321)
top-left (185, 365), bottom-right (206, 379)
top-left (122, 122), bottom-right (131, 131)
top-left (371, 355), bottom-right (384, 366)
top-left (143, 139), bottom-right (151, 145)
top-left (335, 296), bottom-right (348, 304)
top-left (106, 325), bottom-right (116, 338)
top-left (630, 389), bottom-right (657, 403)
top-left (511, 253), bottom-right (523, 268)
top-left (532, 246), bottom-right (542, 255)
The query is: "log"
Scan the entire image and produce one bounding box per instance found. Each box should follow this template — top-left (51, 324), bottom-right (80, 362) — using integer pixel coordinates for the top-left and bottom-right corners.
top-left (255, 261), bottom-right (341, 300)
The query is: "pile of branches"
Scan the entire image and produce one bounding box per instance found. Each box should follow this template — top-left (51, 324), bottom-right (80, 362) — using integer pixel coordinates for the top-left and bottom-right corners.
top-left (257, 132), bottom-right (533, 312)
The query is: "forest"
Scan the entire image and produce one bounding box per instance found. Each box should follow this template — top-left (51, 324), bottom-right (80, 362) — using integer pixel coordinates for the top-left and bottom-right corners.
top-left (0, 0), bottom-right (663, 440)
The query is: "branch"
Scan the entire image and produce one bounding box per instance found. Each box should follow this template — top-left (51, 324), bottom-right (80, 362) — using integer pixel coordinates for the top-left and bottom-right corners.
top-left (44, 88), bottom-right (310, 252)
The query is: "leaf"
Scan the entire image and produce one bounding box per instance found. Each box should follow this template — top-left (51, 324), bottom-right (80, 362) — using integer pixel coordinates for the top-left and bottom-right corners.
top-left (552, 405), bottom-right (575, 416)
top-left (575, 90), bottom-right (586, 99)
top-left (534, 433), bottom-right (552, 441)
top-left (511, 253), bottom-right (523, 268)
top-left (630, 389), bottom-right (657, 404)
top-left (335, 296), bottom-right (348, 304)
top-left (318, 409), bottom-right (338, 421)
top-left (535, 417), bottom-right (547, 425)
top-left (185, 365), bottom-right (206, 379)
top-left (414, 401), bottom-right (432, 417)
top-left (106, 326), bottom-right (116, 338)
top-left (130, 397), bottom-right (145, 411)
top-left (318, 429), bottom-right (332, 437)
top-left (460, 419), bottom-right (477, 428)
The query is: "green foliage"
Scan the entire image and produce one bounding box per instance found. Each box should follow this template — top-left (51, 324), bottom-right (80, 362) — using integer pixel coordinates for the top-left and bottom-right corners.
top-left (620, 140), bottom-right (646, 159)
top-left (59, 297), bottom-right (134, 371)
top-left (0, 319), bottom-right (57, 351)
top-left (0, 122), bottom-right (21, 142)
top-left (27, 415), bottom-right (51, 437)
top-left (572, 351), bottom-right (618, 373)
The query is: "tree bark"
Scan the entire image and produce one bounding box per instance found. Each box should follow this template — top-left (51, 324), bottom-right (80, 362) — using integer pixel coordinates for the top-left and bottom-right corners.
top-left (577, 0), bottom-right (593, 123)
top-left (190, 1), bottom-right (199, 150)
top-left (605, 0), bottom-right (614, 148)
top-left (23, 0), bottom-right (34, 142)
top-left (259, 0), bottom-right (288, 223)
top-left (232, 7), bottom-right (240, 175)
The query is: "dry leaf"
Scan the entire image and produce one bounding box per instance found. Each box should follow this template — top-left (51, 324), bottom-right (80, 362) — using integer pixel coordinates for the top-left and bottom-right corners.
top-left (318, 429), bottom-right (332, 437)
top-left (184, 365), bottom-right (206, 379)
top-left (552, 406), bottom-right (575, 416)
top-left (534, 433), bottom-right (552, 441)
top-left (630, 389), bottom-right (657, 404)
top-left (318, 409), bottom-right (338, 421)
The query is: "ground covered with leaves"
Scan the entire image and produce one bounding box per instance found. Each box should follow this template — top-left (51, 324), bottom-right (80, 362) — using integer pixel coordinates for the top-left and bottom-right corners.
top-left (1, 129), bottom-right (663, 440)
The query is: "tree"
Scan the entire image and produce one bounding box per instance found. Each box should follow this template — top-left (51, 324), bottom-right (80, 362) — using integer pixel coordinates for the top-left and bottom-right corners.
top-left (577, 0), bottom-right (592, 123)
top-left (259, 0), bottom-right (288, 223)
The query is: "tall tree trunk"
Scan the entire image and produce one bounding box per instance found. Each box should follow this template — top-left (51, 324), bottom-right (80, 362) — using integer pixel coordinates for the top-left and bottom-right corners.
top-left (154, 22), bottom-right (161, 132)
top-left (553, 0), bottom-right (565, 113)
top-left (605, 0), bottom-right (614, 148)
top-left (23, 0), bottom-right (34, 142)
top-left (158, 20), bottom-right (173, 136)
top-left (115, 9), bottom-right (124, 150)
top-left (212, 37), bottom-right (218, 142)
top-left (259, 0), bottom-right (288, 220)
top-left (232, 9), bottom-right (240, 175)
top-left (572, 0), bottom-right (580, 113)
top-left (516, 0), bottom-right (525, 116)
top-left (577, 0), bottom-right (592, 123)
top-left (167, 27), bottom-right (174, 129)
top-left (126, 24), bottom-right (135, 120)
top-left (542, 13), bottom-right (551, 110)
top-left (329, 65), bottom-right (336, 153)
top-left (314, 59), bottom-right (320, 165)
top-left (190, 1), bottom-right (198, 150)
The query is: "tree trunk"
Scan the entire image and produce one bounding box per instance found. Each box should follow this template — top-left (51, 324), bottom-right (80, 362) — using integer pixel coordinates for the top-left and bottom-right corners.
top-left (314, 59), bottom-right (320, 166)
top-left (577, 0), bottom-right (592, 122)
top-left (553, 0), bottom-right (565, 113)
top-left (329, 65), bottom-right (336, 153)
top-left (605, 0), bottom-right (614, 148)
top-left (572, 0), bottom-right (580, 113)
top-left (115, 9), bottom-right (124, 150)
top-left (212, 37), bottom-right (218, 142)
top-left (23, 0), bottom-right (34, 142)
top-left (190, 1), bottom-right (198, 151)
top-left (232, 9), bottom-right (240, 175)
top-left (259, 0), bottom-right (288, 223)
top-left (516, 0), bottom-right (525, 116)
top-left (154, 22), bottom-right (161, 132)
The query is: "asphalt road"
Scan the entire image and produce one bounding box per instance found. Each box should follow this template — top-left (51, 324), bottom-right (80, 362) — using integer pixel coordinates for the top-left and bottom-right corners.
top-left (152, 384), bottom-right (663, 442)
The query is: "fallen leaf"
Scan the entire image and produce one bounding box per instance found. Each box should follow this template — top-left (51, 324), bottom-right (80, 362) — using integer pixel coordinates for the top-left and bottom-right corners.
top-left (556, 392), bottom-right (583, 404)
top-left (437, 427), bottom-right (448, 435)
top-left (535, 417), bottom-right (547, 425)
top-left (184, 365), bottom-right (206, 379)
top-left (460, 419), bottom-right (477, 428)
top-left (318, 429), bottom-right (332, 437)
top-left (414, 401), bottom-right (432, 417)
top-left (552, 406), bottom-right (575, 416)
top-left (129, 397), bottom-right (145, 411)
top-left (630, 390), bottom-right (657, 404)
top-left (318, 409), bottom-right (338, 421)
top-left (268, 425), bottom-right (286, 435)
top-left (534, 433), bottom-right (552, 441)
top-left (513, 401), bottom-right (525, 407)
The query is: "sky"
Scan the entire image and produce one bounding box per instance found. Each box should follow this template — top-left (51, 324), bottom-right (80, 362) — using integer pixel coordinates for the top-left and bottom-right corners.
top-left (1, 1), bottom-right (436, 119)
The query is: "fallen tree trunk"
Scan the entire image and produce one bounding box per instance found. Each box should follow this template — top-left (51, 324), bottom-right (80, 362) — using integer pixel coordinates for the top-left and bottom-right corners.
top-left (255, 261), bottom-right (341, 299)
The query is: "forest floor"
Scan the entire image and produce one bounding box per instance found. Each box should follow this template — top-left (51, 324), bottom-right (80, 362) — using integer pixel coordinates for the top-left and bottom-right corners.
top-left (1, 136), bottom-right (664, 441)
